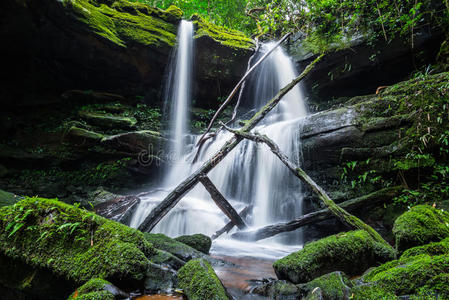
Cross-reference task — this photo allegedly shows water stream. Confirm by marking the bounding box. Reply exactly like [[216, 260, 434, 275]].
[[130, 23, 309, 291]]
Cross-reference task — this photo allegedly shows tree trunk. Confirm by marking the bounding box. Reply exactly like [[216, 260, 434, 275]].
[[137, 54, 324, 233], [212, 205, 253, 240], [231, 187, 401, 241], [199, 174, 247, 229]]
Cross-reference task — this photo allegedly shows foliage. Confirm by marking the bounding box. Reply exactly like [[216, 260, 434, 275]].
[[245, 0, 449, 51]]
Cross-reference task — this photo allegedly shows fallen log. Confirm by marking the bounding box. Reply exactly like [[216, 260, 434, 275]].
[[199, 174, 247, 229], [221, 126, 390, 246], [231, 187, 402, 241], [211, 205, 253, 240], [137, 54, 324, 233]]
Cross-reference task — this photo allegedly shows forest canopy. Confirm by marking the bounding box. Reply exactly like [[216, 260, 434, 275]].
[[138, 0, 448, 52]]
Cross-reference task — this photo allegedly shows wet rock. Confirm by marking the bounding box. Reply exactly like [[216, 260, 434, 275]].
[[67, 278, 128, 300], [177, 258, 229, 300], [144, 262, 178, 292], [298, 271, 352, 300], [144, 233, 205, 262], [251, 280, 300, 300], [393, 205, 449, 253], [79, 111, 137, 130], [175, 234, 212, 254], [150, 249, 186, 270], [273, 230, 395, 284], [93, 189, 141, 225]]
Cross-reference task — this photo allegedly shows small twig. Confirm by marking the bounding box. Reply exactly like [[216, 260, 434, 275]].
[[196, 33, 292, 147]]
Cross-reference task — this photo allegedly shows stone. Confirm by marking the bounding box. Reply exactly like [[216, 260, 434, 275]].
[[177, 258, 229, 300], [251, 280, 300, 300], [298, 271, 353, 300], [175, 234, 212, 254], [78, 111, 137, 130], [101, 130, 164, 155], [66, 126, 104, 146], [273, 230, 395, 284], [144, 233, 205, 262], [93, 189, 141, 225], [67, 278, 128, 300], [393, 205, 449, 253]]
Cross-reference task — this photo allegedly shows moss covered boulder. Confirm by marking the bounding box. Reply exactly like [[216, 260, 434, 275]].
[[400, 237, 449, 259], [298, 271, 353, 300], [144, 233, 205, 262], [0, 197, 156, 299], [350, 284, 397, 300], [177, 258, 229, 300], [67, 278, 127, 300], [251, 280, 300, 300], [393, 205, 449, 252], [175, 233, 212, 254], [273, 230, 395, 284], [361, 254, 449, 296]]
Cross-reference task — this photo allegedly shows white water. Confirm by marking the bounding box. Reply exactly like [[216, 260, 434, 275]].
[[131, 39, 308, 259]]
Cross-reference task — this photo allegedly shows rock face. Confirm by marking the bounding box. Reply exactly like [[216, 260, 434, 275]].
[[393, 205, 449, 253], [0, 0, 253, 110], [293, 29, 445, 111], [273, 230, 395, 284]]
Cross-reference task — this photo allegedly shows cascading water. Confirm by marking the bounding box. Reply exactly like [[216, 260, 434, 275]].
[[131, 37, 308, 258]]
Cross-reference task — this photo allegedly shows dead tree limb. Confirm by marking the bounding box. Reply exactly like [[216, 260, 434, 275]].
[[199, 174, 247, 229], [231, 187, 401, 241], [137, 54, 324, 233], [221, 126, 390, 245], [211, 205, 253, 240], [197, 33, 292, 146]]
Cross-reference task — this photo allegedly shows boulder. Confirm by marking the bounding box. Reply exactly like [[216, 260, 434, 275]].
[[0, 197, 156, 299], [174, 234, 212, 254], [350, 284, 396, 300], [101, 130, 165, 155], [93, 189, 141, 225], [361, 254, 449, 296], [251, 280, 300, 300], [144, 262, 178, 292], [400, 237, 449, 259], [177, 258, 229, 300], [67, 278, 128, 300], [144, 233, 205, 262], [66, 126, 104, 146], [273, 230, 395, 284], [150, 249, 186, 270], [392, 205, 449, 252], [297, 271, 352, 300]]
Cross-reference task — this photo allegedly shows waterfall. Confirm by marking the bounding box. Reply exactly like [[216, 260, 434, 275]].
[[130, 37, 308, 258]]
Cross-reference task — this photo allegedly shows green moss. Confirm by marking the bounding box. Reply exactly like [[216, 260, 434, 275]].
[[401, 237, 449, 259], [68, 278, 115, 300], [392, 205, 449, 252], [273, 230, 396, 284], [0, 197, 155, 288], [144, 233, 203, 262], [177, 258, 229, 300], [79, 110, 137, 129], [298, 271, 352, 300], [174, 234, 211, 254], [191, 14, 254, 50], [64, 0, 179, 48], [416, 273, 449, 299], [351, 284, 397, 300], [362, 254, 449, 296]]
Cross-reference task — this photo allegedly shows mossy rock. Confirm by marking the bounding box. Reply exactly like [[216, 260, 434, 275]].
[[174, 233, 212, 254], [177, 258, 229, 300], [0, 189, 21, 207], [415, 273, 449, 299], [79, 110, 137, 129], [67, 278, 126, 300], [298, 271, 353, 300], [144, 233, 204, 262], [251, 280, 300, 299], [273, 230, 396, 284], [0, 197, 156, 298], [400, 237, 449, 259], [66, 126, 104, 146], [191, 14, 254, 50], [149, 249, 185, 270], [63, 0, 179, 48], [362, 254, 449, 296], [350, 284, 397, 300], [392, 205, 449, 253]]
